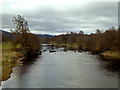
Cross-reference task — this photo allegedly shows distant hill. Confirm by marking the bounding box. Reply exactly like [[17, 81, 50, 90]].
[[0, 30, 14, 38], [0, 30, 15, 41], [0, 30, 10, 34], [37, 34, 54, 37], [0, 30, 54, 39]]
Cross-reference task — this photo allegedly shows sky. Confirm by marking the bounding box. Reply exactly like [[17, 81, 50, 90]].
[[0, 0, 119, 35]]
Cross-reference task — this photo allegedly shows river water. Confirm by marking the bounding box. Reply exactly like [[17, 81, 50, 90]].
[[1, 46, 119, 88]]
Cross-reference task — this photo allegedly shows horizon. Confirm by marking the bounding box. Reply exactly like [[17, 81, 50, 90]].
[[0, 27, 119, 36]]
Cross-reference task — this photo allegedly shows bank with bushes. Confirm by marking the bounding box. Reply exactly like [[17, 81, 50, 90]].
[[42, 27, 120, 61], [49, 42, 120, 60], [1, 15, 41, 81]]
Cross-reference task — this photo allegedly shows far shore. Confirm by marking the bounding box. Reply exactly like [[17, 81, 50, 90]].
[[49, 42, 120, 60]]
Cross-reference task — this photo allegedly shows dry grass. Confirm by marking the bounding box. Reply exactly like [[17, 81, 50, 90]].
[[1, 42, 24, 81], [101, 51, 120, 60]]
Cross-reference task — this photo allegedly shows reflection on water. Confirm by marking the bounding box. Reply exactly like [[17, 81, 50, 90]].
[[16, 56, 40, 77], [1, 45, 119, 88]]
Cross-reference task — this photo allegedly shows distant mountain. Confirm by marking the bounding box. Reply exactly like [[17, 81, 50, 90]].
[[37, 34, 54, 37], [0, 30, 54, 38], [0, 30, 14, 38], [0, 30, 10, 34]]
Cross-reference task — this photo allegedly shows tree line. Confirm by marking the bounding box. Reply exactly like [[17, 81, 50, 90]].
[[41, 27, 120, 53]]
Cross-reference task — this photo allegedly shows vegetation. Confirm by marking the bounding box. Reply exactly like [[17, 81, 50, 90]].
[[1, 15, 41, 81], [101, 51, 120, 60], [11, 15, 41, 57], [1, 42, 23, 81], [41, 27, 120, 60]]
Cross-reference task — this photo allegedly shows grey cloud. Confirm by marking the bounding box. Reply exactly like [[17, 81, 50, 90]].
[[1, 2, 118, 34], [1, 14, 14, 28]]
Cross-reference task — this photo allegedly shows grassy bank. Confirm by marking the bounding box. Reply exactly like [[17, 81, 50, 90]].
[[101, 51, 120, 60], [50, 42, 120, 60], [1, 42, 24, 81]]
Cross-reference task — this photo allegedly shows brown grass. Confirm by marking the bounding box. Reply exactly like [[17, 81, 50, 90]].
[[1, 42, 24, 81], [101, 51, 120, 60]]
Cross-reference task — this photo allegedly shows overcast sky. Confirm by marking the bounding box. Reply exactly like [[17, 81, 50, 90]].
[[0, 0, 118, 35]]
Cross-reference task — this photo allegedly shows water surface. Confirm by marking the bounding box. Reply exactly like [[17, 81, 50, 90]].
[[1, 47, 118, 88]]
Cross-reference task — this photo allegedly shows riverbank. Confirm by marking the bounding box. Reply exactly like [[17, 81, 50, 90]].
[[49, 42, 120, 60], [1, 42, 24, 81], [101, 51, 120, 60]]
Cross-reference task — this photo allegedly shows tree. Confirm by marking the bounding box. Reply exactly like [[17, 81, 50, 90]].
[[11, 15, 41, 57], [96, 29, 102, 34], [67, 32, 75, 49], [79, 30, 84, 35]]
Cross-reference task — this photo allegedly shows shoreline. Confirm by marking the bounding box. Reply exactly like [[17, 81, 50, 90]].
[[50, 43, 120, 60], [1, 42, 41, 81], [100, 51, 120, 60], [1, 42, 25, 81], [2, 53, 24, 81]]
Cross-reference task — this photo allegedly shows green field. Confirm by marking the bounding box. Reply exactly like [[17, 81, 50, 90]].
[[2, 42, 13, 49]]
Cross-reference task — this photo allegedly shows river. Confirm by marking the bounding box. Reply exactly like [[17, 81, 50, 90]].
[[1, 45, 119, 88]]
